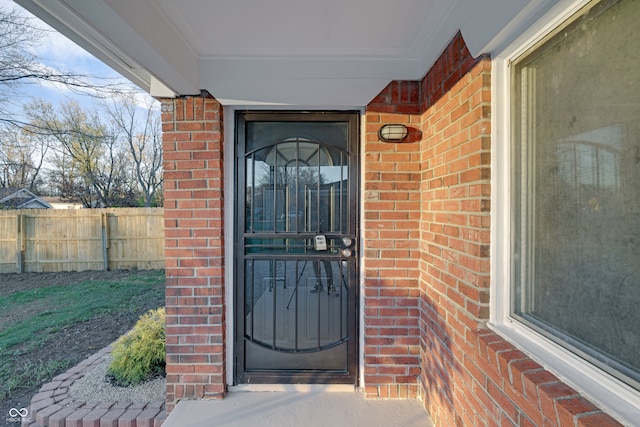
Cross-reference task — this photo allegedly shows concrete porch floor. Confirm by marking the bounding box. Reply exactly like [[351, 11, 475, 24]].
[[163, 390, 432, 427]]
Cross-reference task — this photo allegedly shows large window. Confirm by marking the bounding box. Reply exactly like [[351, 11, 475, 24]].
[[511, 0, 640, 392]]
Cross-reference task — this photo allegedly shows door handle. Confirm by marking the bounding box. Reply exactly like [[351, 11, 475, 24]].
[[341, 248, 353, 257], [340, 236, 356, 257]]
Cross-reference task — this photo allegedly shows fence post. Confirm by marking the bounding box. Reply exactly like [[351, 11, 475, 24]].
[[16, 213, 25, 273], [101, 211, 110, 271]]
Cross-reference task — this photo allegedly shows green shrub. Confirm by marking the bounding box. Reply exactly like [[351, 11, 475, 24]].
[[107, 307, 165, 386]]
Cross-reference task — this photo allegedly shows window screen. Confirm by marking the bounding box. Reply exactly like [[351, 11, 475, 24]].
[[511, 0, 640, 389]]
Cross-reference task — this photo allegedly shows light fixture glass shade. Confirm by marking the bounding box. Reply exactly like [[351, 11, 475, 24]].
[[378, 124, 408, 141]]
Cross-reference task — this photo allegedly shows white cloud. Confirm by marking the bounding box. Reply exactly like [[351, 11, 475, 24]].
[[35, 28, 95, 66], [133, 91, 161, 111]]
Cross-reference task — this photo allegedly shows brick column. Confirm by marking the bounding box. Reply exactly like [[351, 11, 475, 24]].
[[363, 81, 423, 399], [417, 38, 491, 424], [160, 94, 225, 411]]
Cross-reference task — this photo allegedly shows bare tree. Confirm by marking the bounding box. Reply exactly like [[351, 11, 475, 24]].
[[0, 6, 42, 95], [102, 93, 163, 207], [0, 5, 163, 204], [28, 100, 135, 207], [0, 123, 50, 191], [0, 5, 128, 130]]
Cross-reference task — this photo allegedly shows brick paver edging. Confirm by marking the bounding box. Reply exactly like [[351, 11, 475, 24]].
[[20, 346, 166, 427]]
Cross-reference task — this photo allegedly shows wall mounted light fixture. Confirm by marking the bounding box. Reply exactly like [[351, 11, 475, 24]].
[[378, 124, 408, 142]]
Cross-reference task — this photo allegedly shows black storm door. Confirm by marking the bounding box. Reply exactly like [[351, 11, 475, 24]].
[[235, 112, 359, 384]]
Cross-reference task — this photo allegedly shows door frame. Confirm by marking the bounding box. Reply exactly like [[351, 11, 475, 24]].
[[232, 111, 361, 386]]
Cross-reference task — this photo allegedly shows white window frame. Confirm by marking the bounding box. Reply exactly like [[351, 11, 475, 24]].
[[490, 0, 640, 424]]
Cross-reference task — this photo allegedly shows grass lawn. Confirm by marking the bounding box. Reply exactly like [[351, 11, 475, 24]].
[[0, 270, 165, 409]]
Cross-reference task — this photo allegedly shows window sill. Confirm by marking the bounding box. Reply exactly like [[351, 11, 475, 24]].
[[488, 320, 640, 426]]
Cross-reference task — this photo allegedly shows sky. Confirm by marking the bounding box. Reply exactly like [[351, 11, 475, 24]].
[[0, 0, 157, 113]]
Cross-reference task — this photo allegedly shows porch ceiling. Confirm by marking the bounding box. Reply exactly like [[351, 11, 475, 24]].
[[15, 0, 555, 106]]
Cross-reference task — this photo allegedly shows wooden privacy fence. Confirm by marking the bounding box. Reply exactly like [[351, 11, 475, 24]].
[[0, 208, 164, 273]]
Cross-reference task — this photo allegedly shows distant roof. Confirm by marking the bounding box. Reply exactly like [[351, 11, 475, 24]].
[[0, 188, 53, 209], [41, 196, 83, 208]]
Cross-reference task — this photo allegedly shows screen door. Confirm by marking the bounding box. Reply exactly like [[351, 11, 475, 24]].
[[235, 112, 359, 384]]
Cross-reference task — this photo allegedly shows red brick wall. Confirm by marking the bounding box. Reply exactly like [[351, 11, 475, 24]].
[[157, 35, 623, 426], [365, 32, 623, 426], [417, 35, 491, 425], [161, 94, 226, 411], [361, 32, 484, 402], [363, 81, 423, 399]]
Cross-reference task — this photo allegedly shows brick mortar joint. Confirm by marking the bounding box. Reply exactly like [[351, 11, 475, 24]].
[[424, 243, 492, 260], [573, 409, 607, 421]]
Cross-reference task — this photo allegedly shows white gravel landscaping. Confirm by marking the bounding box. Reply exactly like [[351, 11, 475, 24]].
[[68, 354, 165, 403]]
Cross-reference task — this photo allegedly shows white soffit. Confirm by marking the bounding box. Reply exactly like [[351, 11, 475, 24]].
[[15, 0, 556, 106]]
